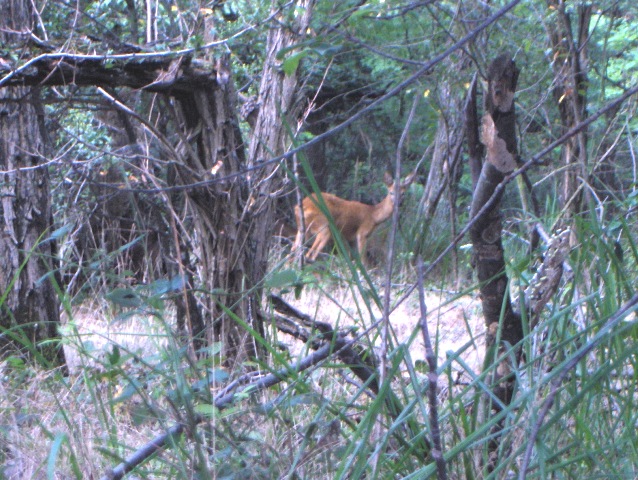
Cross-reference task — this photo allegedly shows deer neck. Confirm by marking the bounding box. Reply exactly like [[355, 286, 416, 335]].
[[371, 194, 395, 226]]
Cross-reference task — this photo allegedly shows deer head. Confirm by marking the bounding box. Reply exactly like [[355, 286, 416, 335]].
[[293, 171, 416, 265]]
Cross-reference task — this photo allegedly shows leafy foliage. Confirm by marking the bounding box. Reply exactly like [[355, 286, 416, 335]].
[[2, 0, 638, 478]]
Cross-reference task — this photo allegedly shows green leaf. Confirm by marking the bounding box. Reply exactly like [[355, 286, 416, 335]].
[[113, 379, 142, 403], [265, 269, 299, 289], [281, 51, 307, 76], [107, 345, 121, 366], [43, 224, 72, 243], [312, 43, 342, 57], [105, 288, 142, 308], [47, 433, 67, 480], [130, 403, 156, 426], [194, 403, 219, 418]]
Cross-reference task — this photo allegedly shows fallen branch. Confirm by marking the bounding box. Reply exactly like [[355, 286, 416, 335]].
[[270, 294, 431, 456], [100, 341, 338, 480], [270, 294, 380, 393]]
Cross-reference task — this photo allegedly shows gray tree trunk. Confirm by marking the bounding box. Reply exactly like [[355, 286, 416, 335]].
[[246, 0, 314, 286], [546, 1, 591, 215], [0, 0, 65, 365]]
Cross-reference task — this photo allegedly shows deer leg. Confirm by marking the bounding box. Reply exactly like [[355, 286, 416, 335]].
[[293, 229, 303, 255], [292, 206, 302, 252], [356, 233, 368, 267], [307, 229, 331, 261]]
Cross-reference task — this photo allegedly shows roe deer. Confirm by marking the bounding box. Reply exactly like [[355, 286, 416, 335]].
[[293, 171, 416, 264]]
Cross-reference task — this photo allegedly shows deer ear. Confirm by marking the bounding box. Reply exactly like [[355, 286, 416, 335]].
[[383, 171, 393, 186]]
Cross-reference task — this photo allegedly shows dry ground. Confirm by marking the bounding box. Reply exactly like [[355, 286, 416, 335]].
[[60, 284, 485, 379], [1, 281, 485, 479], [281, 284, 485, 384]]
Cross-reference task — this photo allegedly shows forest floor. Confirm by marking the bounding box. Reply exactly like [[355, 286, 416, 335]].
[[1, 280, 485, 479], [62, 282, 485, 381], [280, 282, 485, 383]]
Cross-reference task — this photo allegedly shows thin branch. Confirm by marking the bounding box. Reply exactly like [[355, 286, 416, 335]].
[[100, 340, 337, 480], [371, 88, 421, 477], [417, 256, 447, 480], [96, 87, 182, 163], [0, 3, 296, 88], [56, 0, 523, 197]]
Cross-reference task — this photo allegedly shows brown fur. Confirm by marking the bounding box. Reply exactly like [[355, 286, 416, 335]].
[[293, 172, 415, 264]]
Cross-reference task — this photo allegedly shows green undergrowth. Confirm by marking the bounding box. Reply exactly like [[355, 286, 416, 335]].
[[1, 209, 638, 479]]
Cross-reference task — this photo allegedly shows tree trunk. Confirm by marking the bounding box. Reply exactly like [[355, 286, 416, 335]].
[[417, 82, 464, 279], [246, 0, 314, 287], [168, 71, 257, 362], [0, 0, 65, 365], [546, 2, 591, 215], [467, 54, 522, 471]]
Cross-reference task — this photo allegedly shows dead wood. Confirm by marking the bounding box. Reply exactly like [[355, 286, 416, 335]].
[[467, 53, 522, 471], [0, 53, 219, 95], [100, 340, 339, 480], [270, 294, 431, 456]]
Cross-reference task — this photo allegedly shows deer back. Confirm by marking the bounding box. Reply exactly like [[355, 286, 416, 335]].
[[295, 171, 416, 260], [302, 194, 369, 241]]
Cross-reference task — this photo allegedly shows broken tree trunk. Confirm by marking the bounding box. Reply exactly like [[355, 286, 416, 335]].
[[467, 53, 522, 469]]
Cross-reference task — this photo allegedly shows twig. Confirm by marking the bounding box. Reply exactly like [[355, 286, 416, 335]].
[[56, 0, 523, 198], [417, 256, 447, 480], [96, 88, 182, 164], [0, 2, 296, 88]]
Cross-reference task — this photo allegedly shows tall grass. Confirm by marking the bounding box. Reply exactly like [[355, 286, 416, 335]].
[[2, 199, 638, 479]]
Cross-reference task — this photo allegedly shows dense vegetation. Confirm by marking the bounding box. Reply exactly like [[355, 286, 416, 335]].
[[1, 0, 638, 478]]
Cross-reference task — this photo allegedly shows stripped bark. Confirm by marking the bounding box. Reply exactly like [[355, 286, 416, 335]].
[[471, 53, 522, 400], [467, 53, 522, 469]]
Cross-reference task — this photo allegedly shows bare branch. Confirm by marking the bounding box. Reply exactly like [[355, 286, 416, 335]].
[[100, 340, 338, 480], [417, 256, 447, 480]]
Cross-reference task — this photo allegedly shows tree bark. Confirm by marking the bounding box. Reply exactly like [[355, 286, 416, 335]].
[[0, 0, 65, 365], [546, 2, 591, 215], [467, 53, 522, 470], [0, 38, 273, 364], [0, 0, 315, 365], [245, 0, 313, 303], [166, 68, 256, 361], [417, 67, 465, 283]]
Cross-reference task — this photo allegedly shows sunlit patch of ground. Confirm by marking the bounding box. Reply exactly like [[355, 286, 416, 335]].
[[280, 284, 485, 383], [60, 303, 173, 374]]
